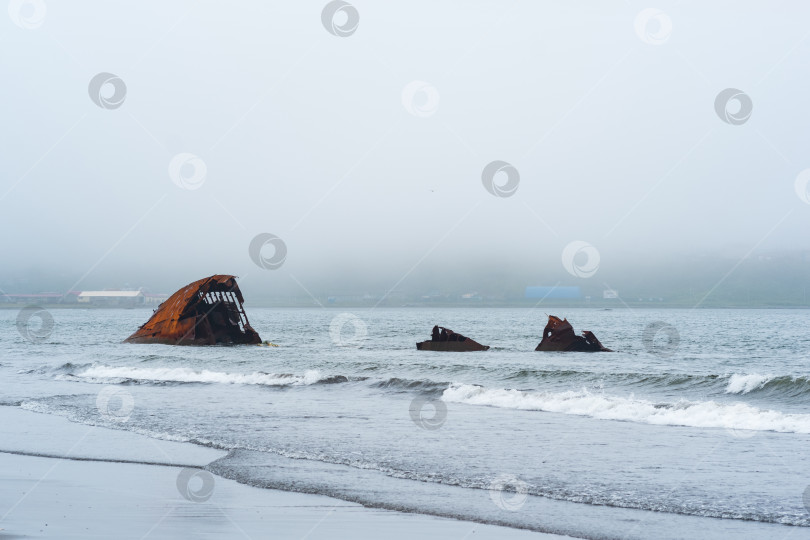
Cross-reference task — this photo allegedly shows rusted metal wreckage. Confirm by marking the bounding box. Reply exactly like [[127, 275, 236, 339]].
[[124, 275, 261, 346], [124, 278, 608, 352], [416, 325, 490, 351], [535, 315, 611, 352]]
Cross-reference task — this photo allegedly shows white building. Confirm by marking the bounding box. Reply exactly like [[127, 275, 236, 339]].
[[143, 292, 170, 306], [77, 291, 144, 306]]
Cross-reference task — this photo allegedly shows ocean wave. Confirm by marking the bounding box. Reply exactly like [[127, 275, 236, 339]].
[[58, 365, 338, 387], [725, 373, 775, 394], [370, 377, 450, 394], [18, 362, 95, 376], [495, 369, 810, 400], [32, 361, 810, 400], [502, 369, 721, 392], [0, 400, 23, 407], [442, 383, 810, 434], [724, 373, 810, 399]]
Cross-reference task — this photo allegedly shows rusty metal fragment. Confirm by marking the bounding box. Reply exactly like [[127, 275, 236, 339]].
[[124, 275, 261, 346], [417, 325, 490, 351], [535, 315, 611, 352]]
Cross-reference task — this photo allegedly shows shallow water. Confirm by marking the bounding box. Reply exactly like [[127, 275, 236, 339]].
[[2, 307, 810, 539]]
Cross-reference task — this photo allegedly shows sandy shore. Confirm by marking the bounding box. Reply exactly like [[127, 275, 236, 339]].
[[0, 408, 566, 539]]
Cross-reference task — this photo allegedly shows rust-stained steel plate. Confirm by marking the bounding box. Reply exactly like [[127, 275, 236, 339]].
[[416, 326, 490, 351], [124, 275, 261, 346], [535, 315, 611, 352]]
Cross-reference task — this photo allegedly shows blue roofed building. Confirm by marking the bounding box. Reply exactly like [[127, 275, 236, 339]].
[[524, 286, 581, 300]]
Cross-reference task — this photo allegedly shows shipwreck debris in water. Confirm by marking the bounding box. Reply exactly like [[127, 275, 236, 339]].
[[535, 315, 611, 352], [124, 275, 261, 346], [416, 325, 490, 351]]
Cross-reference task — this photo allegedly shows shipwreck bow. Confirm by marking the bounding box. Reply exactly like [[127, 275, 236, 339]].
[[124, 275, 261, 346]]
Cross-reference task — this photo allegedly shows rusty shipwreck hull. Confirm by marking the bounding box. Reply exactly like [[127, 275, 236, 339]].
[[417, 326, 490, 352], [535, 315, 611, 352], [124, 275, 261, 346]]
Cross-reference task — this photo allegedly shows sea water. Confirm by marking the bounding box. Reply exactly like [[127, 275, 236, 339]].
[[2, 307, 810, 539]]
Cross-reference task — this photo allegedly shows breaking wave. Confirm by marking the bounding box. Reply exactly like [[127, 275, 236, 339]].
[[496, 369, 810, 401], [441, 383, 810, 434], [723, 373, 810, 399], [58, 364, 340, 387], [725, 373, 775, 394], [30, 361, 810, 400]]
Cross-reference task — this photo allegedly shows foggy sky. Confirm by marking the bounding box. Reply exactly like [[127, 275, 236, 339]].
[[2, 1, 809, 300]]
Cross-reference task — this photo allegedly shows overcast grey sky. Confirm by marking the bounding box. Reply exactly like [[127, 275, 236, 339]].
[[1, 1, 809, 297]]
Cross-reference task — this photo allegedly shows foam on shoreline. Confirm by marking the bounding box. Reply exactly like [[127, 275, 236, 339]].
[[442, 383, 810, 434]]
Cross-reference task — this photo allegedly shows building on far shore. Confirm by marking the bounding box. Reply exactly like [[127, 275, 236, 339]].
[[143, 292, 170, 305], [0, 293, 64, 304], [1, 289, 168, 306], [524, 286, 581, 300], [77, 290, 144, 307]]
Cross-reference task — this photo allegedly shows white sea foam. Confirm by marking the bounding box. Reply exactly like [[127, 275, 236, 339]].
[[442, 383, 810, 434], [725, 373, 774, 394], [63, 365, 324, 387]]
